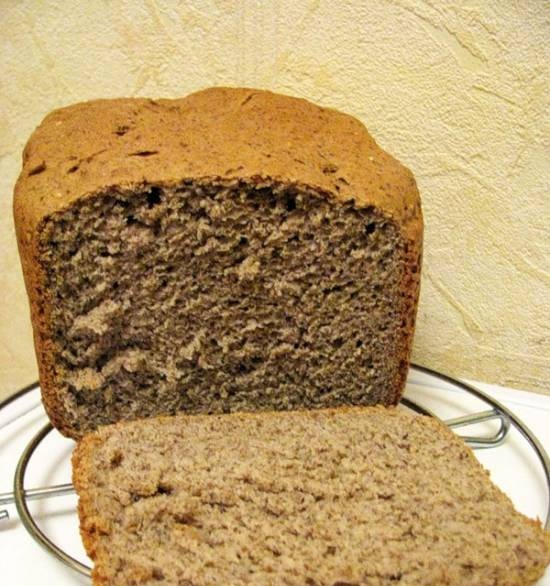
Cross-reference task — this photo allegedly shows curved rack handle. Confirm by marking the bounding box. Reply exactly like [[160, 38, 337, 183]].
[[444, 408, 511, 449], [13, 423, 93, 577], [413, 363, 550, 531]]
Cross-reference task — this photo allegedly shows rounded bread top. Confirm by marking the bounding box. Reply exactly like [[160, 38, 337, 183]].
[[14, 87, 421, 244]]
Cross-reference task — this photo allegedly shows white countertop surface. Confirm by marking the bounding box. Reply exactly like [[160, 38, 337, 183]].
[[1, 369, 549, 585]]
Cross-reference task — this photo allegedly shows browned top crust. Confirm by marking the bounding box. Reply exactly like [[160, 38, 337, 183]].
[[14, 87, 421, 249]]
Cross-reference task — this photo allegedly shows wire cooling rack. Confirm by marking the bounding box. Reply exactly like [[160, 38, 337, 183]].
[[1, 363, 549, 579]]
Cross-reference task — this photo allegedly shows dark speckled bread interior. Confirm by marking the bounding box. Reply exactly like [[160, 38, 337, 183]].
[[14, 88, 422, 438]]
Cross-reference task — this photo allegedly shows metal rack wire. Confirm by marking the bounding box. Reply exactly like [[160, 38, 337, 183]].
[[1, 363, 549, 579]]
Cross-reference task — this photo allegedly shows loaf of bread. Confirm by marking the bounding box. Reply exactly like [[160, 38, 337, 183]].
[[14, 88, 422, 438], [73, 407, 550, 585]]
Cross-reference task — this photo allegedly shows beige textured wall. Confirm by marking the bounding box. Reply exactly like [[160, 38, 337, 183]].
[[1, 1, 548, 399]]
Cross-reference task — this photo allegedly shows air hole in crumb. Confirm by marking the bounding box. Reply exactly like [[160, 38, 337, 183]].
[[115, 125, 129, 136], [285, 194, 297, 211], [126, 215, 137, 225], [174, 512, 200, 525], [239, 236, 249, 246], [110, 451, 124, 468], [73, 391, 86, 406], [365, 222, 376, 235], [152, 568, 165, 581], [236, 362, 251, 374], [113, 281, 119, 290], [322, 163, 338, 174], [157, 483, 173, 496], [129, 150, 159, 157], [334, 337, 344, 348], [147, 187, 162, 208], [96, 352, 111, 370], [355, 340, 363, 348], [240, 93, 254, 107], [194, 206, 208, 219], [67, 164, 79, 174], [28, 162, 46, 176]]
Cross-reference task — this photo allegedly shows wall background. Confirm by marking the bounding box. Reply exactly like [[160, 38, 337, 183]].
[[1, 0, 548, 399]]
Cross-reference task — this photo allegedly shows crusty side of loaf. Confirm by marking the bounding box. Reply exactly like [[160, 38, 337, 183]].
[[14, 88, 422, 438], [72, 407, 550, 586]]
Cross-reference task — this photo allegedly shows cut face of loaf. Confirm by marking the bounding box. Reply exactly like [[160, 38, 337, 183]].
[[40, 183, 416, 436], [73, 407, 550, 586], [14, 88, 422, 438]]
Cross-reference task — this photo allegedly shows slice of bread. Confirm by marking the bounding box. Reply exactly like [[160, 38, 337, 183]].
[[73, 407, 550, 585], [14, 88, 422, 439]]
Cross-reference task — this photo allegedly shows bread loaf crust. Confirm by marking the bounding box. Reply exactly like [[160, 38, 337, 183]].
[[14, 88, 422, 436]]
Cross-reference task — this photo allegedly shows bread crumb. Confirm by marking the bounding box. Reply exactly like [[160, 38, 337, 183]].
[[237, 256, 260, 280]]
